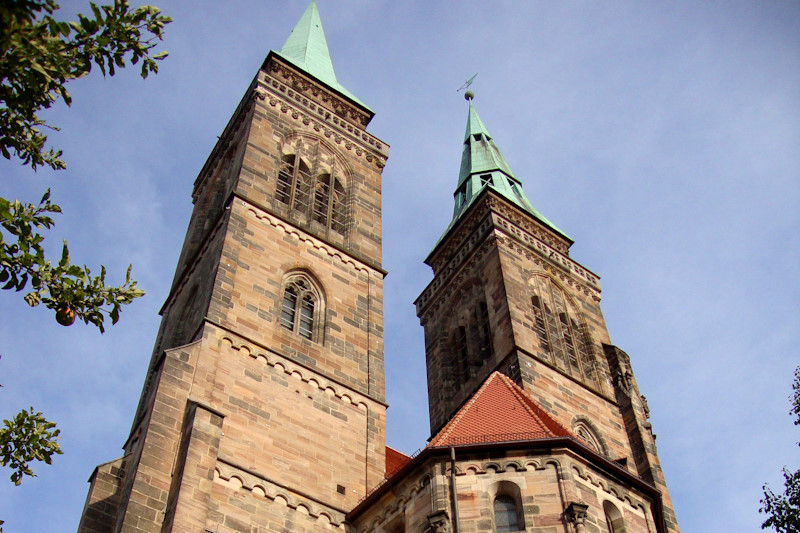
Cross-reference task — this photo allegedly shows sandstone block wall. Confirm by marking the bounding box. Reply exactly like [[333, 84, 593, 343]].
[[351, 448, 660, 533]]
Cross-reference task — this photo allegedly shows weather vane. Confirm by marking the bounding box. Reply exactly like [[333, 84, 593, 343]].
[[457, 73, 478, 93]]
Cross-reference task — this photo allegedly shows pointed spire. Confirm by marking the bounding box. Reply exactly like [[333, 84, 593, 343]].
[[433, 93, 570, 251], [271, 1, 371, 112], [457, 98, 517, 189]]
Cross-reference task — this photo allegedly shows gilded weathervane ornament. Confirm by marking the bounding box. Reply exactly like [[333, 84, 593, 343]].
[[457, 72, 478, 97]]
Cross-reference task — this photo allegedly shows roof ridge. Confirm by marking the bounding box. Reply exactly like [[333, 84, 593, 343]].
[[498, 373, 572, 437], [430, 372, 500, 446], [385, 445, 410, 457]]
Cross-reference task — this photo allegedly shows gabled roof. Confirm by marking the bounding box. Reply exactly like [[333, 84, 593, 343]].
[[385, 446, 412, 479], [428, 371, 572, 447], [350, 372, 663, 525], [270, 0, 372, 112]]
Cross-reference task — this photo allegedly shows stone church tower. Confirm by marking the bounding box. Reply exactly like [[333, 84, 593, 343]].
[[79, 2, 388, 531], [78, 2, 680, 533]]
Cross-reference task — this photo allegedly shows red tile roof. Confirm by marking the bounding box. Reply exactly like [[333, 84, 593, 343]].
[[384, 446, 412, 478], [428, 371, 572, 447]]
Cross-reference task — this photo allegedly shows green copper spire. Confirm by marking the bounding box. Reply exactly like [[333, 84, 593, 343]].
[[272, 0, 371, 112], [442, 93, 570, 245], [457, 98, 516, 188]]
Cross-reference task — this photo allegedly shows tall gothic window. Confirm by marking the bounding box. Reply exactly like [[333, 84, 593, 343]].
[[280, 274, 322, 341], [276, 153, 313, 213], [312, 173, 346, 233], [530, 276, 597, 387], [275, 139, 349, 236], [449, 285, 493, 385]]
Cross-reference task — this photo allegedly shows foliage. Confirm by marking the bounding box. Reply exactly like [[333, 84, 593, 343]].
[[0, 3, 169, 528], [0, 407, 62, 486], [761, 367, 800, 532], [0, 0, 170, 323], [1, 0, 171, 170], [0, 190, 144, 331]]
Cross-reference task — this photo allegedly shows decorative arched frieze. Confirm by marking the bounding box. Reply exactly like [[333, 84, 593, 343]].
[[504, 461, 524, 472], [220, 334, 370, 410], [243, 203, 373, 273], [571, 463, 643, 509], [214, 459, 346, 526], [523, 459, 545, 471]]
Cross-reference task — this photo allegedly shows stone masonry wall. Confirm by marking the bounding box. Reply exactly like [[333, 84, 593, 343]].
[[351, 448, 660, 533], [238, 69, 386, 270], [208, 196, 385, 402]]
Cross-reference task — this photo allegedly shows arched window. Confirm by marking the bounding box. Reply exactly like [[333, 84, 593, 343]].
[[489, 481, 525, 533], [312, 173, 346, 233], [280, 274, 322, 341], [603, 501, 625, 533], [494, 496, 520, 532], [276, 153, 313, 212], [448, 283, 493, 385], [529, 276, 598, 387], [275, 138, 349, 237], [573, 420, 605, 455]]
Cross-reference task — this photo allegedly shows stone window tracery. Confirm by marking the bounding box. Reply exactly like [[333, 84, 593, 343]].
[[280, 273, 323, 342], [530, 275, 598, 387], [574, 422, 603, 454], [275, 137, 349, 236], [448, 283, 493, 385], [312, 173, 346, 233]]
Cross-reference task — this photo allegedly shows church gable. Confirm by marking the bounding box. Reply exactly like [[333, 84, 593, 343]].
[[429, 371, 571, 447]]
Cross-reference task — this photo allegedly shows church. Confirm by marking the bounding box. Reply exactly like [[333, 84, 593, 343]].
[[77, 2, 680, 532]]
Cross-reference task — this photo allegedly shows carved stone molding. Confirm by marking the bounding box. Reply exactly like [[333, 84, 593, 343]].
[[486, 196, 571, 255], [427, 510, 450, 533], [428, 201, 492, 272], [214, 458, 346, 528], [563, 501, 589, 526], [416, 226, 497, 319], [268, 61, 372, 127], [241, 198, 374, 273], [257, 81, 387, 170]]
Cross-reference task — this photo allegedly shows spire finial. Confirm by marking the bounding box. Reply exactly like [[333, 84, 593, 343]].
[[457, 73, 478, 94], [464, 90, 474, 101]]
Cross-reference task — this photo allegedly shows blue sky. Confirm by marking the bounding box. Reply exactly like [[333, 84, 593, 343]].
[[1, 1, 798, 531]]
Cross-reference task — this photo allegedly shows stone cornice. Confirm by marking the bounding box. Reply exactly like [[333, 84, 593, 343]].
[[495, 233, 601, 302], [415, 207, 495, 320], [416, 193, 602, 320], [486, 196, 572, 255], [258, 69, 389, 170], [266, 55, 373, 127], [426, 190, 571, 272]]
